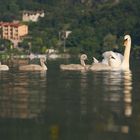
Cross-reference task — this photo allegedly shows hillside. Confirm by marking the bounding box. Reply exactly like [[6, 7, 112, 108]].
[[0, 0, 140, 57]]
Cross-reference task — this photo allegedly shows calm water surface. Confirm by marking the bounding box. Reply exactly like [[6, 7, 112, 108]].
[[0, 58, 140, 140]]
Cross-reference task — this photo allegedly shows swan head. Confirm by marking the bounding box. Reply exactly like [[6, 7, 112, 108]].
[[40, 56, 46, 63], [80, 54, 87, 60], [40, 57, 47, 70], [124, 35, 131, 47]]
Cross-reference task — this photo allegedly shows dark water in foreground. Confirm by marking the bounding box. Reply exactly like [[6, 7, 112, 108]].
[[0, 58, 140, 140]]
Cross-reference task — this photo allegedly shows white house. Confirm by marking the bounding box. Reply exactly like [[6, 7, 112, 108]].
[[22, 10, 45, 22]]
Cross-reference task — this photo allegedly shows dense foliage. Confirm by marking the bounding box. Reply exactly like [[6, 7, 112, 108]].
[[0, 0, 140, 57]]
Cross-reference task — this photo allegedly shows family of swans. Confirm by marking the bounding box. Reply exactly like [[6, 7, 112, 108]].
[[60, 34, 131, 71], [0, 34, 131, 71]]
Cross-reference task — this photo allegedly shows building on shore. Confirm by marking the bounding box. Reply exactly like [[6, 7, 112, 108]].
[[0, 21, 28, 47], [22, 10, 45, 22]]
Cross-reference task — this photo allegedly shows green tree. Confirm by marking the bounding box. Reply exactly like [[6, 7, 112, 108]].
[[102, 33, 117, 52]]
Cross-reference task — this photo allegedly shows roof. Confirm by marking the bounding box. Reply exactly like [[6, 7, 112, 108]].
[[0, 22, 24, 27]]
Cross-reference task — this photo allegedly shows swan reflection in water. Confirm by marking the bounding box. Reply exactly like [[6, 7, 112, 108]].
[[103, 70, 132, 133], [0, 71, 47, 119], [103, 71, 132, 116], [78, 70, 133, 135]]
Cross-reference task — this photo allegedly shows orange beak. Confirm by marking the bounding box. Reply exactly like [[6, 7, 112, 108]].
[[123, 39, 127, 46]]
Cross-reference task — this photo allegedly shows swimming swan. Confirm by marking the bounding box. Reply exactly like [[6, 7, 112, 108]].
[[60, 54, 89, 71], [0, 62, 9, 71], [89, 34, 131, 71], [19, 57, 47, 71]]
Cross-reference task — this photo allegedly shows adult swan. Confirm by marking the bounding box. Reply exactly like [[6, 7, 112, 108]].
[[89, 34, 131, 71]]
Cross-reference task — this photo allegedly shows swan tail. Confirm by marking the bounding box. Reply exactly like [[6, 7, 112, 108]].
[[93, 57, 99, 63]]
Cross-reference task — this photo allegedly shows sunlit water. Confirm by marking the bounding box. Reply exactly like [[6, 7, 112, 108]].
[[0, 58, 140, 140]]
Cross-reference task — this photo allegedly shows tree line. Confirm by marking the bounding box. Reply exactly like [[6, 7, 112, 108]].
[[0, 0, 140, 58]]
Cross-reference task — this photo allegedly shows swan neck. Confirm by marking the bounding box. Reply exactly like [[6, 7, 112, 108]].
[[41, 61, 47, 70], [122, 41, 131, 70], [81, 59, 86, 67]]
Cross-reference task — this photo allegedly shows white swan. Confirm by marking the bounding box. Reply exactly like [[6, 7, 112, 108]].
[[89, 34, 131, 71], [0, 62, 9, 71], [60, 54, 89, 71], [19, 57, 47, 71]]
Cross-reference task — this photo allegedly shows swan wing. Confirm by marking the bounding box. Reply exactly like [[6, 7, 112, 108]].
[[102, 51, 112, 64], [102, 51, 123, 65], [115, 52, 123, 62]]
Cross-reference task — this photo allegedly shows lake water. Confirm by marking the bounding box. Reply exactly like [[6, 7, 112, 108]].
[[0, 58, 140, 140]]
